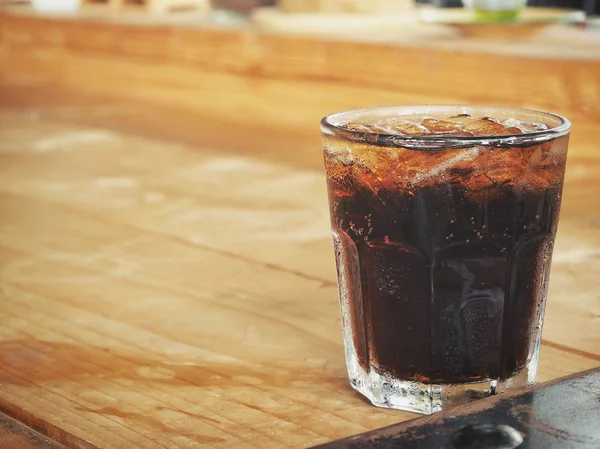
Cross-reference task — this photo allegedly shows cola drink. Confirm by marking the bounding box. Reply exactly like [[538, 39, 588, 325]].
[[322, 107, 570, 414]]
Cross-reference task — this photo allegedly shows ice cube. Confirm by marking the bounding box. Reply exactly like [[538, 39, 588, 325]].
[[344, 120, 431, 136], [394, 149, 431, 186], [389, 120, 431, 136], [516, 120, 548, 133], [502, 118, 548, 134], [447, 114, 473, 125], [368, 124, 398, 134], [325, 144, 355, 167], [447, 129, 476, 137], [521, 144, 556, 188], [464, 117, 506, 136], [501, 118, 522, 128], [475, 148, 524, 186], [345, 122, 374, 132], [520, 171, 551, 191], [524, 145, 544, 167], [408, 147, 482, 186], [496, 126, 524, 136], [421, 118, 462, 133], [462, 174, 495, 197]]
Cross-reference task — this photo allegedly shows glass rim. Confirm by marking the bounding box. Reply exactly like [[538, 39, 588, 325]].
[[320, 105, 571, 150]]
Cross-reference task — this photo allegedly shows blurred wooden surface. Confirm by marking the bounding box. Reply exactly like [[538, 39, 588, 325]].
[[0, 9, 599, 449]]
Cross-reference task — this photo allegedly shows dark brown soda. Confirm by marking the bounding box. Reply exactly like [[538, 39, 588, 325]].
[[326, 143, 564, 384]]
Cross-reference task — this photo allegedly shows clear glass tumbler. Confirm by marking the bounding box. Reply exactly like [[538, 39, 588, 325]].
[[321, 106, 570, 414]]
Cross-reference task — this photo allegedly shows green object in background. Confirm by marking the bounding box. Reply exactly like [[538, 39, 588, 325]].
[[462, 0, 527, 22], [474, 7, 520, 21]]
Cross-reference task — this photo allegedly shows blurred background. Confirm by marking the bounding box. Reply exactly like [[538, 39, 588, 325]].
[[2, 0, 597, 155], [1, 0, 600, 446], [2, 0, 599, 136], [1, 0, 598, 282]]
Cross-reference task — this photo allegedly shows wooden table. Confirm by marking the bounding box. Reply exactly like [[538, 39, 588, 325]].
[[0, 10, 599, 449]]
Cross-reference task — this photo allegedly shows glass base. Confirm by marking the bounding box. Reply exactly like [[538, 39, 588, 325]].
[[346, 353, 536, 415]]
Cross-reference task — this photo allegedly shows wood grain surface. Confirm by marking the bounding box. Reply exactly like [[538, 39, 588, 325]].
[[0, 10, 599, 449]]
